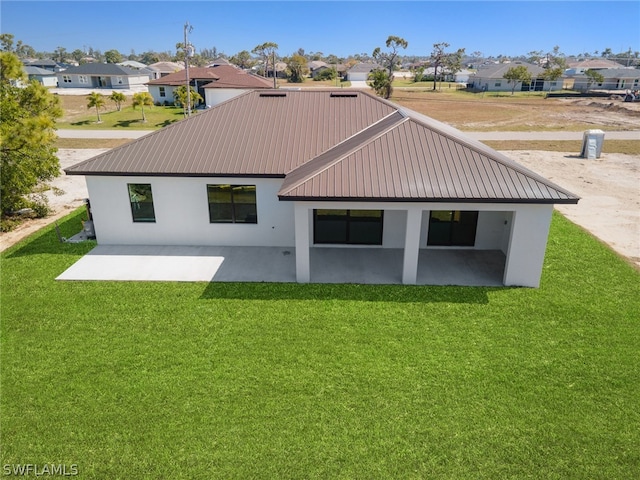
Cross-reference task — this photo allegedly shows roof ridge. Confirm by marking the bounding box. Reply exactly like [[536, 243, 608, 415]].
[[278, 111, 406, 197], [398, 107, 579, 200]]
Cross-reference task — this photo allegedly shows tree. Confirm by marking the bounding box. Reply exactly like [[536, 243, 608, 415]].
[[54, 46, 66, 63], [105, 49, 123, 64], [86, 92, 106, 123], [229, 50, 254, 70], [536, 46, 567, 93], [428, 42, 465, 90], [372, 35, 408, 79], [172, 86, 202, 117], [0, 33, 15, 52], [369, 68, 393, 99], [442, 47, 466, 85], [1, 52, 62, 219], [371, 35, 408, 99], [503, 65, 532, 95], [71, 49, 85, 63], [286, 54, 309, 83], [109, 91, 127, 111], [584, 69, 604, 92], [132, 92, 154, 122], [252, 42, 278, 78]]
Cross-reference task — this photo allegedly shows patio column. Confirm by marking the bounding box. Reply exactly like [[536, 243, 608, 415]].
[[504, 205, 553, 287], [294, 203, 311, 283], [402, 207, 422, 285]]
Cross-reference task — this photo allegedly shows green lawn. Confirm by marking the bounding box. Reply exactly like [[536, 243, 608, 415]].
[[58, 104, 189, 130], [1, 209, 638, 479]]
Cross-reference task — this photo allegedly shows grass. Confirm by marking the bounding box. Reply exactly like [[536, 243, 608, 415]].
[[57, 104, 187, 130], [482, 139, 640, 155], [1, 208, 639, 478]]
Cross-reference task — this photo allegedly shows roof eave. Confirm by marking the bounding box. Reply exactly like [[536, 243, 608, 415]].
[[277, 195, 580, 204]]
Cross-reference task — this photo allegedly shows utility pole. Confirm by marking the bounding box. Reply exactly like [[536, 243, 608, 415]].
[[272, 50, 277, 89], [184, 21, 194, 117]]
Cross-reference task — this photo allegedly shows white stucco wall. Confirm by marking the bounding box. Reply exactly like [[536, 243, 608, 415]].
[[503, 204, 554, 287], [204, 89, 247, 107], [86, 176, 295, 247]]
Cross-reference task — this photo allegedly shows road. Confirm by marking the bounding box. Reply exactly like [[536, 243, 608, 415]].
[[57, 129, 640, 141]]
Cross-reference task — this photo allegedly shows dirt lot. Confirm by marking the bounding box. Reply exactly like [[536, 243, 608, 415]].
[[393, 92, 640, 131], [2, 95, 639, 270]]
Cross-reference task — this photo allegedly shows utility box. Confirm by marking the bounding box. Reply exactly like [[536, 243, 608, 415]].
[[580, 129, 605, 159]]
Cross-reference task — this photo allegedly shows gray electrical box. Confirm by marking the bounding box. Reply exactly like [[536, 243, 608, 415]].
[[580, 129, 605, 159]]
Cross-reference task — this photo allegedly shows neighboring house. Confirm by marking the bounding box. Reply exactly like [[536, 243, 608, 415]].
[[23, 58, 62, 72], [65, 90, 578, 287], [146, 65, 272, 106], [24, 66, 58, 87], [55, 63, 150, 89], [469, 62, 563, 92], [118, 60, 148, 69], [206, 57, 232, 67], [572, 68, 640, 92], [147, 61, 185, 80], [347, 62, 383, 82], [565, 58, 628, 75], [311, 64, 347, 79]]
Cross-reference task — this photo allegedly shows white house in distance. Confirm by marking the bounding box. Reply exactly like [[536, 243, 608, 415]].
[[65, 90, 579, 287], [469, 62, 564, 92], [55, 63, 150, 89], [146, 65, 272, 106], [347, 62, 383, 82]]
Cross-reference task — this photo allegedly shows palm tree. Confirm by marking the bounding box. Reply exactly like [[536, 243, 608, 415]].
[[109, 91, 126, 112], [132, 92, 153, 122], [86, 92, 105, 123]]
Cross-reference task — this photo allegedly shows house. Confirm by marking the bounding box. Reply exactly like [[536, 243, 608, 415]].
[[347, 62, 383, 82], [147, 61, 184, 80], [65, 90, 578, 287], [24, 66, 58, 87], [311, 64, 348, 80], [55, 63, 150, 89], [23, 58, 62, 72], [146, 65, 272, 107], [565, 58, 628, 75], [469, 62, 563, 92], [572, 68, 640, 92]]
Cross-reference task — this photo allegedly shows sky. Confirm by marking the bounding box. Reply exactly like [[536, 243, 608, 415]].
[[2, 1, 639, 59]]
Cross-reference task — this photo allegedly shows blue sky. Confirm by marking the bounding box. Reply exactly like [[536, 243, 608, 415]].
[[2, 1, 639, 58]]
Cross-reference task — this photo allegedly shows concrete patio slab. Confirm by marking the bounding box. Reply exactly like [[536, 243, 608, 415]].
[[57, 245, 506, 286]]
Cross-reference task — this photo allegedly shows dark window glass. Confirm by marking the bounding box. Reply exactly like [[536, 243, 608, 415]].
[[128, 183, 156, 223], [427, 210, 478, 246], [208, 184, 257, 224], [314, 209, 383, 245]]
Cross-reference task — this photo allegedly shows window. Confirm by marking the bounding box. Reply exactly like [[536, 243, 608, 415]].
[[494, 82, 501, 87], [314, 209, 383, 245], [159, 86, 166, 97], [62, 75, 71, 83], [427, 211, 478, 246], [128, 184, 156, 223], [116, 76, 123, 85], [78, 75, 88, 84], [207, 184, 257, 223]]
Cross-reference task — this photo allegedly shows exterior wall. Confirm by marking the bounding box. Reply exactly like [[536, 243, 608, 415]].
[[573, 76, 640, 91], [470, 76, 563, 92], [86, 176, 295, 247], [204, 89, 247, 107], [148, 85, 178, 105], [56, 73, 149, 89], [503, 204, 553, 287]]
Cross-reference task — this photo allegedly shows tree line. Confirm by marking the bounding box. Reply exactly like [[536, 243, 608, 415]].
[[2, 32, 638, 73]]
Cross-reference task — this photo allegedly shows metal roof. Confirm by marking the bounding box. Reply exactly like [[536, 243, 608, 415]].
[[66, 89, 579, 205]]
